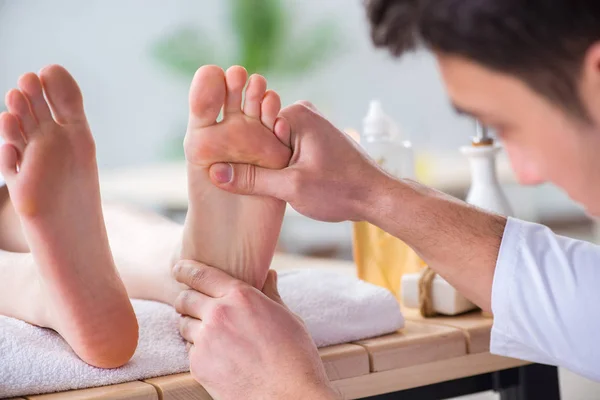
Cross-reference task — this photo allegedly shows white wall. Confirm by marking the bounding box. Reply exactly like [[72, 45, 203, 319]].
[[0, 0, 588, 220], [0, 0, 474, 170]]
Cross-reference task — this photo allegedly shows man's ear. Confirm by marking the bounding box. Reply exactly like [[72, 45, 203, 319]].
[[579, 41, 600, 124]]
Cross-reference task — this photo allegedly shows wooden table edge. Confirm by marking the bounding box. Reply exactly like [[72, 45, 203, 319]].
[[403, 309, 494, 354], [14, 354, 530, 400], [331, 352, 530, 399], [22, 380, 158, 400]]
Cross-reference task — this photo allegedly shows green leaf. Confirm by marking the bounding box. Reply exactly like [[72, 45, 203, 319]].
[[228, 0, 287, 75]]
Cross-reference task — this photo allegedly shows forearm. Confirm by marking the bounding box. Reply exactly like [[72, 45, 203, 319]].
[[363, 176, 506, 311]]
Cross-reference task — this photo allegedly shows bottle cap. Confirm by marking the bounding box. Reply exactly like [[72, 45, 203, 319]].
[[472, 120, 494, 146], [363, 100, 399, 140]]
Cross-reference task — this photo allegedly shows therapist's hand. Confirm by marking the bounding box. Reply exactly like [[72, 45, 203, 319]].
[[208, 101, 392, 222], [173, 260, 339, 400], [208, 101, 506, 314]]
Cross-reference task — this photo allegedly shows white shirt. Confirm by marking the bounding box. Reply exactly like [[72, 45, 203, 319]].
[[491, 217, 600, 381]]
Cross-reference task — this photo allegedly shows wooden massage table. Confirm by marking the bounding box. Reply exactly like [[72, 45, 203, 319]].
[[7, 255, 561, 400]]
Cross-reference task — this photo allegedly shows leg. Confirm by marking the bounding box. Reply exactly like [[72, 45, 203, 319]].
[[0, 186, 185, 305], [0, 250, 45, 323], [0, 189, 185, 305], [181, 66, 291, 288], [102, 202, 185, 305], [0, 66, 138, 368]]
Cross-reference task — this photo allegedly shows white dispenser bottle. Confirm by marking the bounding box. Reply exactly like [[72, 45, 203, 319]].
[[361, 100, 414, 179], [460, 122, 514, 216]]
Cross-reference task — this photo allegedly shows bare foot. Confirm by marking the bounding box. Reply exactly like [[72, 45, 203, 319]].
[[0, 66, 138, 368], [181, 65, 291, 288]]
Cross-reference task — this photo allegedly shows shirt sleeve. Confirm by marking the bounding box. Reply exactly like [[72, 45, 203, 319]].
[[490, 217, 600, 381]]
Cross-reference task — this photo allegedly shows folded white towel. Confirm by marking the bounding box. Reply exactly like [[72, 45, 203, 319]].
[[278, 269, 404, 347], [0, 269, 403, 397]]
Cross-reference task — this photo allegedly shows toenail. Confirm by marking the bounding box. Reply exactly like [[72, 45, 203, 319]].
[[210, 163, 233, 184]]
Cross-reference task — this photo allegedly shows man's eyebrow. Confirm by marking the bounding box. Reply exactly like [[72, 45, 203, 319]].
[[451, 103, 477, 118], [451, 103, 496, 124]]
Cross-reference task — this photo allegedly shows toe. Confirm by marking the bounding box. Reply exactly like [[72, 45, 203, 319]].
[[188, 65, 226, 128], [0, 112, 26, 155], [260, 90, 281, 131], [18, 73, 54, 125], [0, 143, 19, 179], [243, 74, 267, 119], [224, 66, 248, 115], [5, 89, 38, 136], [273, 117, 292, 148], [39, 65, 86, 125]]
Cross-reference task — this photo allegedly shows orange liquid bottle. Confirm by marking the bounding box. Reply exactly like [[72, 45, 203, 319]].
[[353, 222, 424, 298], [352, 101, 423, 298]]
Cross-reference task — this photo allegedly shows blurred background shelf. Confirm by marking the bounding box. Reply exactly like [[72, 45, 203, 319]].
[[99, 152, 596, 260]]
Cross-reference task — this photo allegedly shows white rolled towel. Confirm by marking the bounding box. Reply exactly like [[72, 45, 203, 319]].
[[0, 268, 403, 398]]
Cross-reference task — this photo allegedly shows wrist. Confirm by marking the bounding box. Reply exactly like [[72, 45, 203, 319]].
[[361, 173, 422, 231], [350, 167, 393, 222]]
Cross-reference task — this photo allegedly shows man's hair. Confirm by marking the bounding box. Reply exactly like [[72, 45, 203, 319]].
[[365, 0, 600, 120]]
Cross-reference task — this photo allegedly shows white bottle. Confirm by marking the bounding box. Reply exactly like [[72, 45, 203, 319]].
[[361, 100, 414, 179], [460, 122, 514, 216]]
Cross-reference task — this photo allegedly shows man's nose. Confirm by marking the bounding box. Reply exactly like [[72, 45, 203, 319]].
[[507, 149, 546, 186], [515, 167, 545, 186]]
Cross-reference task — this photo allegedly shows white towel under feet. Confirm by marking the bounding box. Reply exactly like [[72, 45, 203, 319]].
[[0, 268, 403, 397]]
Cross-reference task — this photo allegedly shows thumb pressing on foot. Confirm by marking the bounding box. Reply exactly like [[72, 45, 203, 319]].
[[262, 270, 285, 306], [209, 162, 285, 199]]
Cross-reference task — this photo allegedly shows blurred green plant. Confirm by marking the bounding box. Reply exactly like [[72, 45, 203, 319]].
[[153, 0, 341, 79], [151, 0, 342, 159]]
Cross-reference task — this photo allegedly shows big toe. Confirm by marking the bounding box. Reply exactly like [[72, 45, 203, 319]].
[[188, 65, 226, 128], [39, 65, 86, 125]]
